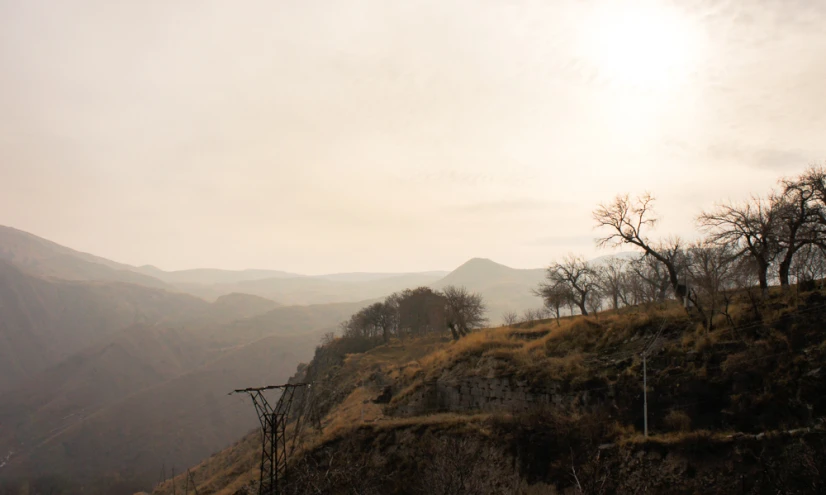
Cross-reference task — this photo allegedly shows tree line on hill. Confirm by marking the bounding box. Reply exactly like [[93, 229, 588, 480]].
[[337, 285, 488, 344], [535, 165, 826, 331]]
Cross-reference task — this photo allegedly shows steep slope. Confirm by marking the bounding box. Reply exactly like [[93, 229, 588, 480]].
[[0, 260, 209, 393], [431, 258, 546, 319], [0, 296, 370, 493], [0, 328, 329, 492], [0, 225, 170, 289]]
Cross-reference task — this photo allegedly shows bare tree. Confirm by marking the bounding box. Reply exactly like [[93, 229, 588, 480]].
[[773, 175, 823, 287], [685, 240, 739, 331], [800, 165, 826, 223], [626, 240, 685, 304], [698, 195, 781, 298], [585, 289, 604, 319], [520, 308, 537, 324], [595, 256, 630, 311], [617, 267, 644, 307], [534, 282, 567, 326], [443, 285, 488, 340], [501, 311, 519, 326], [791, 244, 826, 289], [593, 193, 688, 301], [540, 254, 599, 316]]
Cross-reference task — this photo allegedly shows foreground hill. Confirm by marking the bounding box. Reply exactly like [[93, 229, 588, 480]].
[[161, 287, 826, 494]]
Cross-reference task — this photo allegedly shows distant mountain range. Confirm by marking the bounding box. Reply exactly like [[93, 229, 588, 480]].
[[0, 225, 451, 305]]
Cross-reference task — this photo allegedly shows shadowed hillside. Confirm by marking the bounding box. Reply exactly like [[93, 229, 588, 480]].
[[0, 260, 209, 393], [209, 293, 281, 318], [0, 290, 371, 492], [0, 331, 324, 492]]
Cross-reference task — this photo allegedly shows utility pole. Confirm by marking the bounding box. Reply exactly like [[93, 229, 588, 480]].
[[643, 353, 648, 437], [642, 320, 667, 438], [231, 383, 308, 495]]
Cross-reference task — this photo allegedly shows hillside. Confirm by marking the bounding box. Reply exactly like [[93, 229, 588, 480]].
[[209, 293, 281, 318], [0, 260, 209, 393], [0, 226, 171, 289], [0, 297, 371, 493], [315, 271, 450, 282], [0, 331, 322, 494], [160, 286, 826, 494]]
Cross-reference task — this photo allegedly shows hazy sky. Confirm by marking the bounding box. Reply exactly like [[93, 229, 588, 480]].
[[2, 0, 825, 274]]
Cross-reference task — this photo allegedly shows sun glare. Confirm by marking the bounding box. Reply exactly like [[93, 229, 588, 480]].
[[579, 2, 702, 92]]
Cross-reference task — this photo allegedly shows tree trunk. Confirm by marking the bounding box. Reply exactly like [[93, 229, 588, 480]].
[[778, 259, 791, 287], [758, 261, 770, 299], [778, 249, 797, 287], [577, 294, 588, 316], [665, 264, 686, 301], [447, 322, 460, 340]]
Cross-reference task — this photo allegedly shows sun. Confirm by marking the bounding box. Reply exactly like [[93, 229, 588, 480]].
[[579, 1, 702, 92]]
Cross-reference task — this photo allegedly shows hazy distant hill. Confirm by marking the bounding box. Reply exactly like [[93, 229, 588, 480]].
[[431, 258, 547, 320], [0, 226, 171, 289], [208, 292, 281, 318], [177, 272, 446, 305], [0, 226, 450, 305], [0, 260, 209, 393], [314, 271, 449, 282], [134, 266, 304, 285]]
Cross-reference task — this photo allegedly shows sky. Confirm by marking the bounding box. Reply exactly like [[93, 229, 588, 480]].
[[1, 0, 825, 275]]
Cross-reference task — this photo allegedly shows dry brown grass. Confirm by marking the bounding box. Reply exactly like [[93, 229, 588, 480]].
[[619, 429, 731, 446]]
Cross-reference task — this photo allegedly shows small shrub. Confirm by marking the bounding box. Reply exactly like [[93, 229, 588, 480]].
[[663, 410, 692, 432]]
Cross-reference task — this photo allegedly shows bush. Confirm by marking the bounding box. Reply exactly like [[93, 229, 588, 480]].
[[663, 410, 692, 432]]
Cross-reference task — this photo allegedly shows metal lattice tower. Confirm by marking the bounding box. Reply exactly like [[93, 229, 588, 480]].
[[231, 384, 308, 495]]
